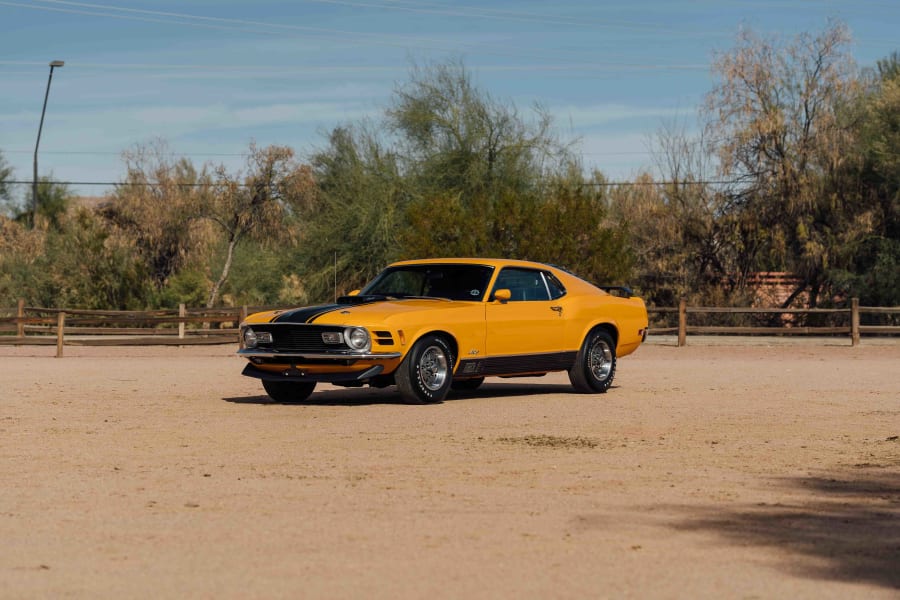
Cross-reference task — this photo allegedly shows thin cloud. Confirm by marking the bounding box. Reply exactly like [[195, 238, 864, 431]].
[[554, 104, 688, 128]]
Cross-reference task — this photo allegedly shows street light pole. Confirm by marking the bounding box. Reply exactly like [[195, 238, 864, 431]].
[[32, 60, 64, 228]]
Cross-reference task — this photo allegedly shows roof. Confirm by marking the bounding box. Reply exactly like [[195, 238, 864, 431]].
[[390, 257, 555, 270], [388, 258, 601, 294]]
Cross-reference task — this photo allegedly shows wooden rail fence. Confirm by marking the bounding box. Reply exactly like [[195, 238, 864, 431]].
[[650, 298, 900, 346], [0, 301, 263, 357], [1, 298, 898, 357]]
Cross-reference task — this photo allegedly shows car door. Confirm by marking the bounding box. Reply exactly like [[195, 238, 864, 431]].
[[484, 267, 565, 358]]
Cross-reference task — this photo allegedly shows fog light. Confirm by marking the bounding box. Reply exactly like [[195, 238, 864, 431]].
[[322, 331, 342, 344]]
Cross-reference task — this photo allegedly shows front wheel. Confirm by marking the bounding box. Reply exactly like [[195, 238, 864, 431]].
[[568, 329, 616, 393], [396, 335, 454, 404], [262, 380, 316, 403]]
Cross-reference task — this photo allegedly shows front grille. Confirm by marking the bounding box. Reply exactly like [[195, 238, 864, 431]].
[[253, 324, 349, 353]]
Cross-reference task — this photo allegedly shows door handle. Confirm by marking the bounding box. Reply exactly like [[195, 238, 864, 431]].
[[550, 305, 563, 314]]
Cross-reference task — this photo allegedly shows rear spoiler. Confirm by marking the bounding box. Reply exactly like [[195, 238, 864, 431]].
[[597, 286, 634, 298]]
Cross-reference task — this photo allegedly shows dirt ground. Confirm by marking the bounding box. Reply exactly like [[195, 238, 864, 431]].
[[1, 339, 898, 599]]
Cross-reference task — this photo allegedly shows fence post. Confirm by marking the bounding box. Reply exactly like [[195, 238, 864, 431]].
[[17, 298, 25, 340], [178, 303, 186, 339], [677, 298, 687, 347], [56, 312, 65, 358], [851, 297, 860, 347], [239, 305, 248, 347]]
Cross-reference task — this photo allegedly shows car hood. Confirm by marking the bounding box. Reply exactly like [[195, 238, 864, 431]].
[[267, 298, 480, 326]]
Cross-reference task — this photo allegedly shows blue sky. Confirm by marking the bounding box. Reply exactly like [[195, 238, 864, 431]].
[[0, 1, 897, 197]]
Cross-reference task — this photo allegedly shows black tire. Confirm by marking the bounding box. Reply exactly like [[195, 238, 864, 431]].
[[450, 377, 484, 392], [262, 380, 316, 403], [396, 335, 454, 404], [568, 329, 616, 393]]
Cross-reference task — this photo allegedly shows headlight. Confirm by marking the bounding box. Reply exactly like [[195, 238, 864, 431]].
[[243, 327, 258, 348], [344, 327, 370, 351]]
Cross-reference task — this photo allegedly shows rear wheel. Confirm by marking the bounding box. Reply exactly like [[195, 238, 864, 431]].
[[262, 380, 316, 403], [568, 329, 616, 393], [396, 335, 454, 404]]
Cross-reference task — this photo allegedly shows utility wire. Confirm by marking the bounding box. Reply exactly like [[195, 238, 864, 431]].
[[0, 59, 709, 73], [0, 1, 716, 68], [29, 0, 733, 37], [7, 179, 740, 188], [0, 0, 595, 66], [3, 148, 658, 158], [8, 180, 230, 187], [294, 0, 730, 35], [0, 0, 499, 57], [3, 149, 252, 158]]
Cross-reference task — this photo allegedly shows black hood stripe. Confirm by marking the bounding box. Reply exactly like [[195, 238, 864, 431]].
[[272, 304, 344, 324], [271, 298, 386, 324]]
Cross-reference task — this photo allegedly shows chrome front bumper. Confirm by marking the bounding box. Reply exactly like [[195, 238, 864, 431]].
[[237, 349, 401, 360]]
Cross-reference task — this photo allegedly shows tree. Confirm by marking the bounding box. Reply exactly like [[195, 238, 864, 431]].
[[389, 59, 566, 202], [389, 60, 628, 282], [618, 120, 744, 306], [828, 52, 900, 305], [876, 51, 900, 81], [298, 124, 407, 302], [522, 172, 632, 284], [0, 152, 72, 229], [2, 175, 72, 230], [0, 202, 151, 309], [704, 22, 858, 307], [403, 171, 631, 285], [202, 144, 314, 307], [103, 141, 212, 292], [33, 177, 72, 230], [0, 150, 13, 209]]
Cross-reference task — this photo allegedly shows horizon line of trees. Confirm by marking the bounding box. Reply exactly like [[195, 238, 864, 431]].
[[1, 22, 898, 311]]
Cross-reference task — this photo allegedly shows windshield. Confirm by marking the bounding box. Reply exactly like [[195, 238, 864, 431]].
[[361, 264, 494, 301]]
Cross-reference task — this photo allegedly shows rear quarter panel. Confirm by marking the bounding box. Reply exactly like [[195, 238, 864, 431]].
[[563, 294, 647, 357]]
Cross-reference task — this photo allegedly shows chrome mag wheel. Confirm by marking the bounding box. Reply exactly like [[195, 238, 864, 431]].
[[588, 337, 613, 382], [418, 345, 449, 391]]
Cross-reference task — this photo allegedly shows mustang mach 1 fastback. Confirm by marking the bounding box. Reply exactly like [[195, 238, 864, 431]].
[[239, 258, 648, 404]]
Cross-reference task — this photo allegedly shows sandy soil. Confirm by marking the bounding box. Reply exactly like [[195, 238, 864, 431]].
[[1, 339, 898, 599]]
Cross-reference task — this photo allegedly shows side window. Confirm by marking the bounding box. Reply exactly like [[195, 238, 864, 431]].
[[543, 272, 566, 300], [492, 268, 551, 302]]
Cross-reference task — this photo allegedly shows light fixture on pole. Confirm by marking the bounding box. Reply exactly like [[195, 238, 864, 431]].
[[32, 60, 65, 228]]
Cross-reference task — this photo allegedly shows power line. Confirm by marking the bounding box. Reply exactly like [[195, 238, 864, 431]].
[[3, 149, 252, 158], [0, 1, 717, 68], [26, 0, 734, 37], [0, 0, 591, 66], [6, 178, 740, 188], [296, 0, 730, 36], [4, 148, 660, 158], [8, 180, 230, 187], [0, 0, 497, 57], [0, 59, 709, 74]]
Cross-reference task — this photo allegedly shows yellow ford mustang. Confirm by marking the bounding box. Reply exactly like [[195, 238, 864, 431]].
[[239, 258, 648, 404]]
